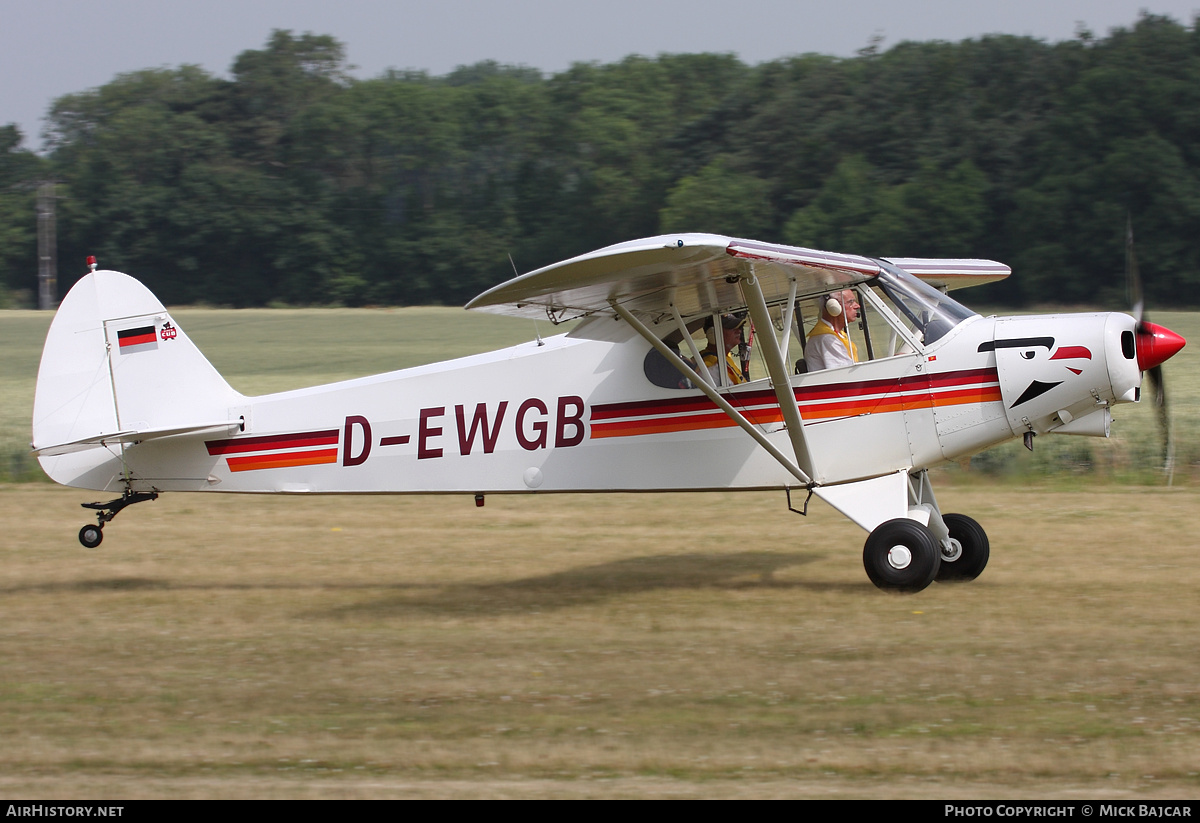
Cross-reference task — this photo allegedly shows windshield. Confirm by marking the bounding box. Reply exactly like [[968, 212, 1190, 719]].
[[872, 260, 978, 345]]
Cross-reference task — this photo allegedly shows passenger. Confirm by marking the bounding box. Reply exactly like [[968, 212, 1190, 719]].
[[804, 289, 860, 371], [701, 313, 749, 386]]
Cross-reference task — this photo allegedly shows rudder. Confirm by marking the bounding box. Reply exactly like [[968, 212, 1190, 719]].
[[32, 271, 244, 488]]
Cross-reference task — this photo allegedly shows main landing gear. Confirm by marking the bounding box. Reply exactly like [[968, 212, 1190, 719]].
[[861, 471, 990, 593], [863, 518, 941, 592], [78, 489, 158, 548], [936, 513, 990, 582]]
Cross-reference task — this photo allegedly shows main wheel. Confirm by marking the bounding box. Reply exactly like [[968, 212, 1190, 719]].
[[863, 518, 940, 592], [79, 524, 103, 548], [935, 513, 989, 582]]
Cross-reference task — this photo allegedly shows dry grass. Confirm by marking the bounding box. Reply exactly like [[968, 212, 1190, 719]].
[[1, 483, 1198, 798]]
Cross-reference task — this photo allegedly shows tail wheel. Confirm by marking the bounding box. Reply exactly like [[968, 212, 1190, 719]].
[[936, 513, 989, 582], [863, 518, 940, 593], [79, 524, 103, 548]]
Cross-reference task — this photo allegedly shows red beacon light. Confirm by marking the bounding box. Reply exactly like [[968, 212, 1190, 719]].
[[86, 256, 98, 272]]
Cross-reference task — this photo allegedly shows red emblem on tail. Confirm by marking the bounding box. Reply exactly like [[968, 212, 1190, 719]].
[[160, 322, 177, 341]]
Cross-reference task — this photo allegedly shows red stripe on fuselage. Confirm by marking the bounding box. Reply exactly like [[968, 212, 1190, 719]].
[[588, 367, 1000, 438], [590, 368, 998, 420], [205, 429, 340, 456]]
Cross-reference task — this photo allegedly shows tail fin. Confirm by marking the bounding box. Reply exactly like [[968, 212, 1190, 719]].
[[32, 271, 244, 486]]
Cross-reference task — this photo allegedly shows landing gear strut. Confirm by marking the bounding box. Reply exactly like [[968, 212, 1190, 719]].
[[78, 489, 158, 547], [935, 513, 990, 582], [860, 470, 990, 592]]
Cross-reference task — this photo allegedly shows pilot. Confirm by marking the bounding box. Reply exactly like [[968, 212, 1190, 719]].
[[804, 289, 860, 371], [701, 313, 749, 386]]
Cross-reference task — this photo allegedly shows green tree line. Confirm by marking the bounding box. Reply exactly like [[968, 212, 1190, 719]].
[[2, 14, 1199, 309]]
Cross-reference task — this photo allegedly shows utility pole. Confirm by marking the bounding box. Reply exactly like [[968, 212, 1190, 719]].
[[37, 181, 57, 310]]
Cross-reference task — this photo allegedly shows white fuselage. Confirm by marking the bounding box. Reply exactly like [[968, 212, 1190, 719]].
[[39, 306, 1141, 497]]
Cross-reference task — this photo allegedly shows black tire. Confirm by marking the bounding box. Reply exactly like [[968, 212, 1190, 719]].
[[863, 518, 940, 592], [79, 524, 103, 548], [936, 513, 989, 582]]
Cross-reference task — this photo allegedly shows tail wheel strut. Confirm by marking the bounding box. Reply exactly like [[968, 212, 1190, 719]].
[[78, 490, 158, 547]]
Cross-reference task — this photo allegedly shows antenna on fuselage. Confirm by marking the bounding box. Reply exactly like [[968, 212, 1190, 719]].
[[510, 253, 545, 346]]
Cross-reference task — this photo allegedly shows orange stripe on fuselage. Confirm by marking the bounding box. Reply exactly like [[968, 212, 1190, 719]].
[[226, 448, 339, 472], [591, 407, 785, 438], [588, 375, 1002, 439]]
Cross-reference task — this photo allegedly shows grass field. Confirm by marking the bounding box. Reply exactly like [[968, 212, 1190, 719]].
[[2, 304, 1199, 798], [2, 485, 1198, 798]]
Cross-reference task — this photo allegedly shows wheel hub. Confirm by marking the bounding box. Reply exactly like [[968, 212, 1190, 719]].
[[941, 538, 963, 562], [887, 545, 912, 570]]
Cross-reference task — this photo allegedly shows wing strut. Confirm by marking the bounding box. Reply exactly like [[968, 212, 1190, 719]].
[[739, 273, 819, 483], [609, 300, 813, 486], [777, 277, 799, 364], [670, 301, 715, 388]]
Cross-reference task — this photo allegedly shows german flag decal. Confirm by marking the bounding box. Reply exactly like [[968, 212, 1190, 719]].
[[117, 325, 158, 354], [205, 429, 340, 473]]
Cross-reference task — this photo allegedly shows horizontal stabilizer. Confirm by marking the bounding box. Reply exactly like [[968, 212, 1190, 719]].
[[32, 421, 241, 457]]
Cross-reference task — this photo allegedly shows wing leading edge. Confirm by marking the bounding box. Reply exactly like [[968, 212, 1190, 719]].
[[466, 234, 1009, 321]]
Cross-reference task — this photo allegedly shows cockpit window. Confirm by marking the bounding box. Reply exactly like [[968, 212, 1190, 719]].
[[644, 346, 689, 389], [640, 264, 980, 388], [872, 260, 978, 345], [643, 317, 713, 389]]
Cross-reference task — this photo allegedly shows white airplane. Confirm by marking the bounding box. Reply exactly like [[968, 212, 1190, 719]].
[[31, 234, 1186, 592]]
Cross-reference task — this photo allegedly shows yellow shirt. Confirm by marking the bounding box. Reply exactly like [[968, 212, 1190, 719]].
[[806, 320, 858, 369], [702, 350, 747, 385]]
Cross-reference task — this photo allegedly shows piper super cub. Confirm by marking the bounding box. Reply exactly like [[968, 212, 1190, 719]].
[[31, 234, 1186, 592]]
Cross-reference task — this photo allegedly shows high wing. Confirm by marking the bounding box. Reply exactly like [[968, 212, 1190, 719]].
[[468, 233, 1010, 491], [466, 233, 1009, 322], [884, 257, 1012, 291]]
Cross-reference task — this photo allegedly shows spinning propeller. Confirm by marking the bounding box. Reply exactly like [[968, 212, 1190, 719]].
[[1126, 218, 1186, 483]]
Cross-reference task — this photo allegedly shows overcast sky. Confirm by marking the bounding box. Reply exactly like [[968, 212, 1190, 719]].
[[4, 0, 1198, 150]]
